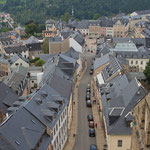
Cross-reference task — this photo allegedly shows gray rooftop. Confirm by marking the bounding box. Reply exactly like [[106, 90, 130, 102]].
[[0, 107, 50, 150], [94, 53, 110, 70], [4, 46, 28, 54], [25, 84, 68, 129], [0, 82, 19, 114], [64, 47, 80, 60], [100, 75, 147, 135]]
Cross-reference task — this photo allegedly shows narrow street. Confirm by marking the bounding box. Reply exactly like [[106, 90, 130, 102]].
[[73, 52, 96, 150]]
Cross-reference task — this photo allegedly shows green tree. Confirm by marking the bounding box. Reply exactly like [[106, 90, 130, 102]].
[[35, 59, 45, 66], [41, 38, 49, 54], [93, 13, 100, 20], [144, 61, 150, 83], [61, 12, 71, 23], [1, 27, 11, 32], [25, 23, 38, 36]]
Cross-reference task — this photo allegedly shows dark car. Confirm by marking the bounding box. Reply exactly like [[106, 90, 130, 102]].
[[90, 144, 97, 150], [86, 88, 91, 93], [86, 100, 92, 107], [87, 114, 93, 121], [86, 94, 90, 101], [90, 68, 93, 75], [89, 129, 95, 137], [89, 121, 94, 128]]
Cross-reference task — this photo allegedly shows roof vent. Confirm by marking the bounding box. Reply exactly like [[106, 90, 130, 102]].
[[35, 98, 42, 104], [137, 90, 140, 95], [15, 140, 20, 146], [40, 91, 48, 98]]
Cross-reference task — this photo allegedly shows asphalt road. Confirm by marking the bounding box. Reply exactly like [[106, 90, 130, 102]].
[[73, 52, 96, 150]]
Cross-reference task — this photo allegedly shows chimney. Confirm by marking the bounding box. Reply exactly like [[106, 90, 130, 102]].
[[52, 57, 55, 63]]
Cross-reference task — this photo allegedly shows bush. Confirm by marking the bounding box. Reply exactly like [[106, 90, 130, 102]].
[[35, 59, 45, 66], [30, 57, 40, 63]]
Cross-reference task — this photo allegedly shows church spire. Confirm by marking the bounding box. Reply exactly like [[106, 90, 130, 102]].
[[72, 5, 74, 17]]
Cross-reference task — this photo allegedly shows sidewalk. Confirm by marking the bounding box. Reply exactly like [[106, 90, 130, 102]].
[[64, 61, 87, 150], [91, 82, 106, 150]]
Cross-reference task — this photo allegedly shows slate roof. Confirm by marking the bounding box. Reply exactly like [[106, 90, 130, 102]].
[[70, 33, 85, 46], [113, 19, 129, 25], [48, 36, 62, 42], [0, 107, 50, 150], [96, 43, 111, 57], [45, 19, 56, 25], [61, 27, 73, 39], [0, 133, 16, 150], [89, 20, 101, 26], [100, 76, 147, 135], [68, 18, 78, 28], [40, 54, 53, 62], [26, 43, 42, 51], [101, 57, 123, 82], [0, 54, 9, 65], [26, 36, 39, 44], [4, 46, 28, 54], [0, 37, 14, 46], [94, 53, 110, 70], [47, 74, 73, 100], [64, 47, 80, 60], [4, 65, 28, 95], [0, 82, 19, 114], [100, 19, 113, 27], [115, 50, 150, 59], [8, 53, 29, 65], [141, 25, 150, 38], [76, 20, 90, 29], [25, 84, 68, 129], [113, 38, 146, 47]]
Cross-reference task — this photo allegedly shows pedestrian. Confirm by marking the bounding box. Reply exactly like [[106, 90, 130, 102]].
[[95, 123, 97, 128]]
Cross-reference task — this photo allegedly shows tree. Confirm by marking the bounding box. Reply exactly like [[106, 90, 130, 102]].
[[144, 61, 150, 83], [41, 38, 49, 54], [25, 23, 38, 36], [35, 59, 45, 66], [61, 12, 71, 23], [93, 13, 100, 20]]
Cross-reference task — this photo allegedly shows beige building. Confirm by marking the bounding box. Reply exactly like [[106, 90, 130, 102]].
[[113, 20, 129, 38], [49, 37, 69, 54], [0, 58, 10, 76], [131, 93, 150, 150], [88, 21, 101, 36]]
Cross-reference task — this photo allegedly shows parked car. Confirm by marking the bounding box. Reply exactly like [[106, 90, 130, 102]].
[[86, 94, 90, 101], [86, 91, 90, 95], [89, 68, 93, 75], [89, 128, 95, 137], [89, 121, 94, 128], [90, 144, 97, 150], [87, 114, 93, 121], [86, 100, 92, 107], [86, 87, 91, 93]]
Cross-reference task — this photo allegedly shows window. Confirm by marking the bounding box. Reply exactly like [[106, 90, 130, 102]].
[[136, 61, 138, 64], [131, 61, 133, 64], [15, 63, 19, 66], [141, 61, 143, 65], [118, 140, 122, 147]]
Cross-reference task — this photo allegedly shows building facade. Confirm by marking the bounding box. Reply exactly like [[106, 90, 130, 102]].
[[131, 93, 150, 150]]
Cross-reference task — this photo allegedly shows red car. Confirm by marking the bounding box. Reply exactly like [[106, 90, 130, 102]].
[[89, 121, 94, 128]]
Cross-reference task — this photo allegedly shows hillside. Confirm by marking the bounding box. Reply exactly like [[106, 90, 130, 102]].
[[2, 0, 150, 24]]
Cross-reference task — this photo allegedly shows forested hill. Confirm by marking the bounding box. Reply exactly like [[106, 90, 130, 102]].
[[2, 0, 150, 24]]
